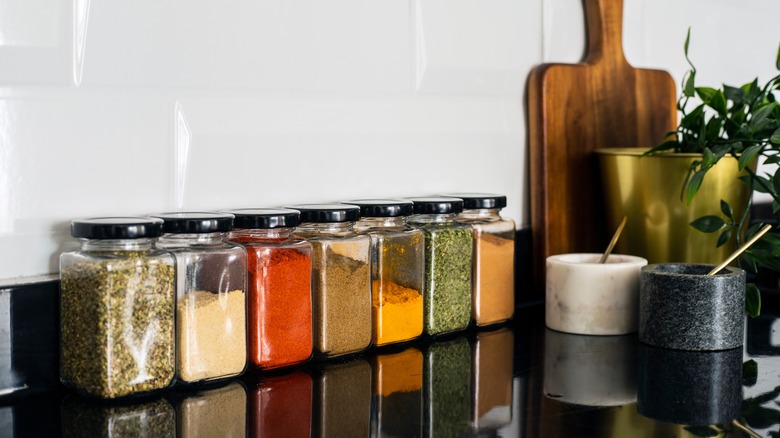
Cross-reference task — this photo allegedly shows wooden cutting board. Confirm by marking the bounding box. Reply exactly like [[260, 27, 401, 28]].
[[528, 0, 677, 290]]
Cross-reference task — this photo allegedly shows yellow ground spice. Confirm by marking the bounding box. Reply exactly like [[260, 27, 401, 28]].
[[474, 233, 514, 325], [372, 279, 423, 346]]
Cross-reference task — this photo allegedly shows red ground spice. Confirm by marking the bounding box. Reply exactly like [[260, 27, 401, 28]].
[[243, 245, 313, 369]]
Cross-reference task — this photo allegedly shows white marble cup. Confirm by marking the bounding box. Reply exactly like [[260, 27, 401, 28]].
[[546, 253, 647, 335]]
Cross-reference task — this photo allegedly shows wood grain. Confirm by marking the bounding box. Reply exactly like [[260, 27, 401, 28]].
[[528, 0, 677, 290]]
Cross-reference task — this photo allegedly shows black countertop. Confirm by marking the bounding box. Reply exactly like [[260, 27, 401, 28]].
[[3, 300, 780, 437]]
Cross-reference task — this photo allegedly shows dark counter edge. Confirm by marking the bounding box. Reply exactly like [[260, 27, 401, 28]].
[[0, 227, 538, 402]]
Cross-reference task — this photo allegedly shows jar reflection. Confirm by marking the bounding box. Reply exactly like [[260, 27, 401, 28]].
[[471, 328, 514, 431], [370, 347, 423, 437], [424, 336, 471, 437], [169, 381, 246, 438], [61, 395, 174, 438], [246, 371, 312, 438], [312, 359, 372, 438], [544, 328, 637, 406]]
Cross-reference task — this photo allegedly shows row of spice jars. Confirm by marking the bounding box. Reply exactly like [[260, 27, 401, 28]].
[[58, 194, 515, 399]]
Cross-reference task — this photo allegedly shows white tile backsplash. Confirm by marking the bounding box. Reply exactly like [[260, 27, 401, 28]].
[[0, 0, 778, 280]]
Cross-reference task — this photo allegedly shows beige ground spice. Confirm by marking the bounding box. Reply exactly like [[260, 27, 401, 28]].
[[177, 289, 246, 382]]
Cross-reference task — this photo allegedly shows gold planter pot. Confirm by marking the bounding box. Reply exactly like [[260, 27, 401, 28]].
[[596, 148, 751, 265]]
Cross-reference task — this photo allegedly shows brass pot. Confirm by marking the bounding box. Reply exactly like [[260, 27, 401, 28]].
[[596, 148, 751, 265]]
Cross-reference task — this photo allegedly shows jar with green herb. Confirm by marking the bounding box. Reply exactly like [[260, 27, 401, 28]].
[[444, 193, 515, 327], [287, 204, 371, 359], [152, 212, 247, 384], [346, 199, 424, 347], [407, 198, 473, 336], [60, 218, 175, 399]]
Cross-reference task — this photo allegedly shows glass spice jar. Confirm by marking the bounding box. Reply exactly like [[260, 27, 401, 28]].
[[152, 213, 247, 384], [407, 198, 473, 336], [444, 193, 515, 326], [226, 208, 313, 370], [346, 199, 424, 347], [60, 218, 175, 399], [287, 204, 372, 359]]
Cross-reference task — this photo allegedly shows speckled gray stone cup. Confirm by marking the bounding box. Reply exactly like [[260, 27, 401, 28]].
[[639, 263, 745, 351]]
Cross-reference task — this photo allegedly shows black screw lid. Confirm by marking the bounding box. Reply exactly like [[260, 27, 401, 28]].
[[150, 212, 234, 234], [286, 204, 361, 223], [342, 199, 413, 217], [440, 193, 507, 209], [407, 197, 464, 214], [71, 217, 164, 239], [224, 208, 301, 229]]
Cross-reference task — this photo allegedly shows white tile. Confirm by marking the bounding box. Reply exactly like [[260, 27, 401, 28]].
[[0, 94, 171, 278], [542, 0, 585, 64], [414, 0, 542, 95], [78, 1, 411, 92], [174, 95, 527, 226], [0, 0, 70, 84]]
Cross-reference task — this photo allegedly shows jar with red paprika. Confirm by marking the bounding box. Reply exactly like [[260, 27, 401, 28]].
[[287, 204, 372, 359], [226, 208, 313, 370]]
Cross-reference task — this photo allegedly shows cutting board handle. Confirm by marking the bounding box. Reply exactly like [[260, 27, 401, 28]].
[[584, 0, 628, 66]]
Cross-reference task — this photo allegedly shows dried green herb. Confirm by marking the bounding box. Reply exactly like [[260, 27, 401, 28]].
[[424, 337, 471, 437], [60, 252, 175, 398], [61, 395, 175, 438], [420, 226, 473, 335]]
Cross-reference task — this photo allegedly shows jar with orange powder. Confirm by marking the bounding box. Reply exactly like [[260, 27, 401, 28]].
[[226, 209, 313, 370], [346, 199, 424, 347]]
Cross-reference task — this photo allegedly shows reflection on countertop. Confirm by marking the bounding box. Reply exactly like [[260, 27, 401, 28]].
[[4, 304, 780, 437]]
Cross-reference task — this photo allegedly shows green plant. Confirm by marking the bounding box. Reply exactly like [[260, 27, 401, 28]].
[[646, 29, 780, 317]]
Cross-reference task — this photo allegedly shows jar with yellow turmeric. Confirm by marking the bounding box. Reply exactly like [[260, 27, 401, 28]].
[[346, 199, 425, 346]]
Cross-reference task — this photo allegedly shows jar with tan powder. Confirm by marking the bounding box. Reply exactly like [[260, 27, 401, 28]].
[[445, 193, 515, 326], [153, 212, 247, 384], [288, 204, 372, 359]]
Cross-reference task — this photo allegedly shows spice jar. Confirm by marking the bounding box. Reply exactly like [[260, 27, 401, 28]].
[[287, 204, 372, 358], [445, 193, 515, 326], [226, 208, 313, 370], [347, 199, 424, 346], [407, 198, 473, 336], [60, 218, 175, 399], [152, 213, 247, 384]]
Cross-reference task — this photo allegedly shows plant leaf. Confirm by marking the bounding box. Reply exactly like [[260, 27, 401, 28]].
[[743, 251, 759, 273], [684, 70, 696, 98], [684, 27, 691, 56], [746, 283, 761, 318], [716, 228, 732, 247], [773, 172, 780, 201], [720, 199, 734, 221], [696, 86, 717, 103], [724, 84, 744, 104], [643, 140, 679, 156], [739, 144, 763, 171], [743, 359, 758, 386], [777, 42, 780, 70], [751, 102, 778, 129], [690, 215, 726, 233], [771, 127, 780, 145]]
